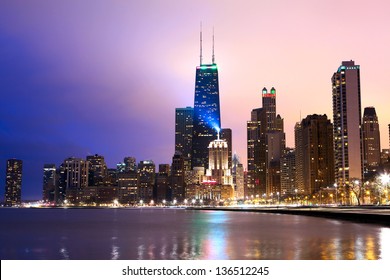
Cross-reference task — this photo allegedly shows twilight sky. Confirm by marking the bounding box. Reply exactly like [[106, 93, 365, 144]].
[[1, 0, 390, 200]]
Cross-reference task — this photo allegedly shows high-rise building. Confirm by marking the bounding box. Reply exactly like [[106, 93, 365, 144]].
[[294, 122, 304, 194], [246, 108, 265, 197], [332, 60, 363, 186], [205, 135, 232, 185], [201, 135, 233, 201], [124, 157, 137, 172], [362, 107, 381, 174], [4, 159, 23, 207], [262, 87, 277, 131], [221, 128, 232, 169], [175, 107, 193, 158], [246, 87, 285, 197], [280, 148, 296, 196], [61, 157, 89, 204], [170, 153, 185, 202], [246, 118, 260, 197], [295, 114, 334, 194], [137, 160, 155, 202], [86, 154, 107, 187], [156, 164, 170, 202], [266, 129, 285, 195], [232, 154, 244, 199], [192, 30, 221, 170], [118, 171, 138, 205], [42, 164, 56, 203]]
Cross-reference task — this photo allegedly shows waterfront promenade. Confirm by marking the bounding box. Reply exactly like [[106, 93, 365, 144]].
[[188, 206, 390, 226]]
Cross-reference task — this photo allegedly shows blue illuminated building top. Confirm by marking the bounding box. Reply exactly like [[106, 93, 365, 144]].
[[192, 63, 221, 169]]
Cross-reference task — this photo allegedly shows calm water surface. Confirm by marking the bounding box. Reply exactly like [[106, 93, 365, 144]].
[[1, 208, 389, 260]]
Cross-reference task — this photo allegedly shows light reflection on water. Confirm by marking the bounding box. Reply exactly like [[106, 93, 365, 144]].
[[0, 208, 388, 260]]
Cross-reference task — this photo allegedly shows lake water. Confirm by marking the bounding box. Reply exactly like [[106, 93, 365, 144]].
[[1, 208, 389, 260]]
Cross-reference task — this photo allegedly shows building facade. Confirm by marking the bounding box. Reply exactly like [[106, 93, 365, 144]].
[[4, 159, 23, 207], [137, 160, 155, 202], [295, 114, 335, 195], [192, 38, 221, 170], [246, 87, 285, 197], [175, 107, 193, 160], [280, 148, 296, 196], [86, 154, 107, 187], [42, 164, 56, 203], [332, 60, 363, 186], [362, 107, 381, 174]]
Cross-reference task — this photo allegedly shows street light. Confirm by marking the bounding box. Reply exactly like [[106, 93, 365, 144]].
[[277, 192, 280, 205], [334, 183, 338, 206], [380, 173, 390, 205]]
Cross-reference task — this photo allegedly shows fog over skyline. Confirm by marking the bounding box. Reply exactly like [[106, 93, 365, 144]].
[[1, 0, 390, 200]]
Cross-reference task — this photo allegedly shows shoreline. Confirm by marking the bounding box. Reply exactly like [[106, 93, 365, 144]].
[[187, 206, 390, 227], [2, 205, 390, 227]]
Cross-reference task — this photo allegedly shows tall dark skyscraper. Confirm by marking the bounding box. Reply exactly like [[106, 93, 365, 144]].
[[247, 87, 285, 196], [175, 107, 193, 159], [4, 159, 23, 207], [332, 60, 363, 186], [42, 164, 56, 203], [137, 160, 155, 202], [362, 107, 381, 174], [221, 128, 232, 169], [192, 29, 221, 169], [295, 114, 334, 194], [61, 157, 89, 204], [86, 154, 107, 187]]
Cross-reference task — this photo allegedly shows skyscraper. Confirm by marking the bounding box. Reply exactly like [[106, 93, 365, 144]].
[[86, 154, 107, 187], [170, 152, 185, 201], [192, 29, 221, 170], [221, 128, 232, 169], [362, 107, 381, 174], [124, 157, 137, 173], [175, 107, 193, 159], [246, 87, 285, 196], [295, 114, 334, 194], [246, 108, 265, 197], [61, 157, 89, 204], [156, 163, 170, 202], [232, 154, 244, 199], [42, 164, 56, 203], [4, 159, 23, 207], [137, 160, 155, 202], [332, 60, 363, 186], [202, 135, 233, 200], [280, 148, 296, 196]]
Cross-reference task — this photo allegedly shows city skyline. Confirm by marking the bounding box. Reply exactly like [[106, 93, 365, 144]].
[[2, 1, 390, 200]]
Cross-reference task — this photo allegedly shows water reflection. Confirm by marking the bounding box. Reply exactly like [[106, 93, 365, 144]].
[[0, 208, 389, 260], [380, 228, 390, 259]]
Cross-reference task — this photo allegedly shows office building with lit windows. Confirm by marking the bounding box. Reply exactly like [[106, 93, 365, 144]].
[[362, 107, 381, 174], [295, 114, 334, 194], [4, 159, 23, 207], [247, 87, 285, 197], [192, 30, 221, 170], [332, 60, 363, 186], [42, 164, 56, 203]]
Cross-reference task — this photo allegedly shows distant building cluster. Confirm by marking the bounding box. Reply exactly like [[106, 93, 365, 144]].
[[3, 40, 390, 206]]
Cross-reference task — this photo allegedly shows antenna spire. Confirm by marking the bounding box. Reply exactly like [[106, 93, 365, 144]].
[[212, 27, 215, 64], [200, 22, 203, 66]]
